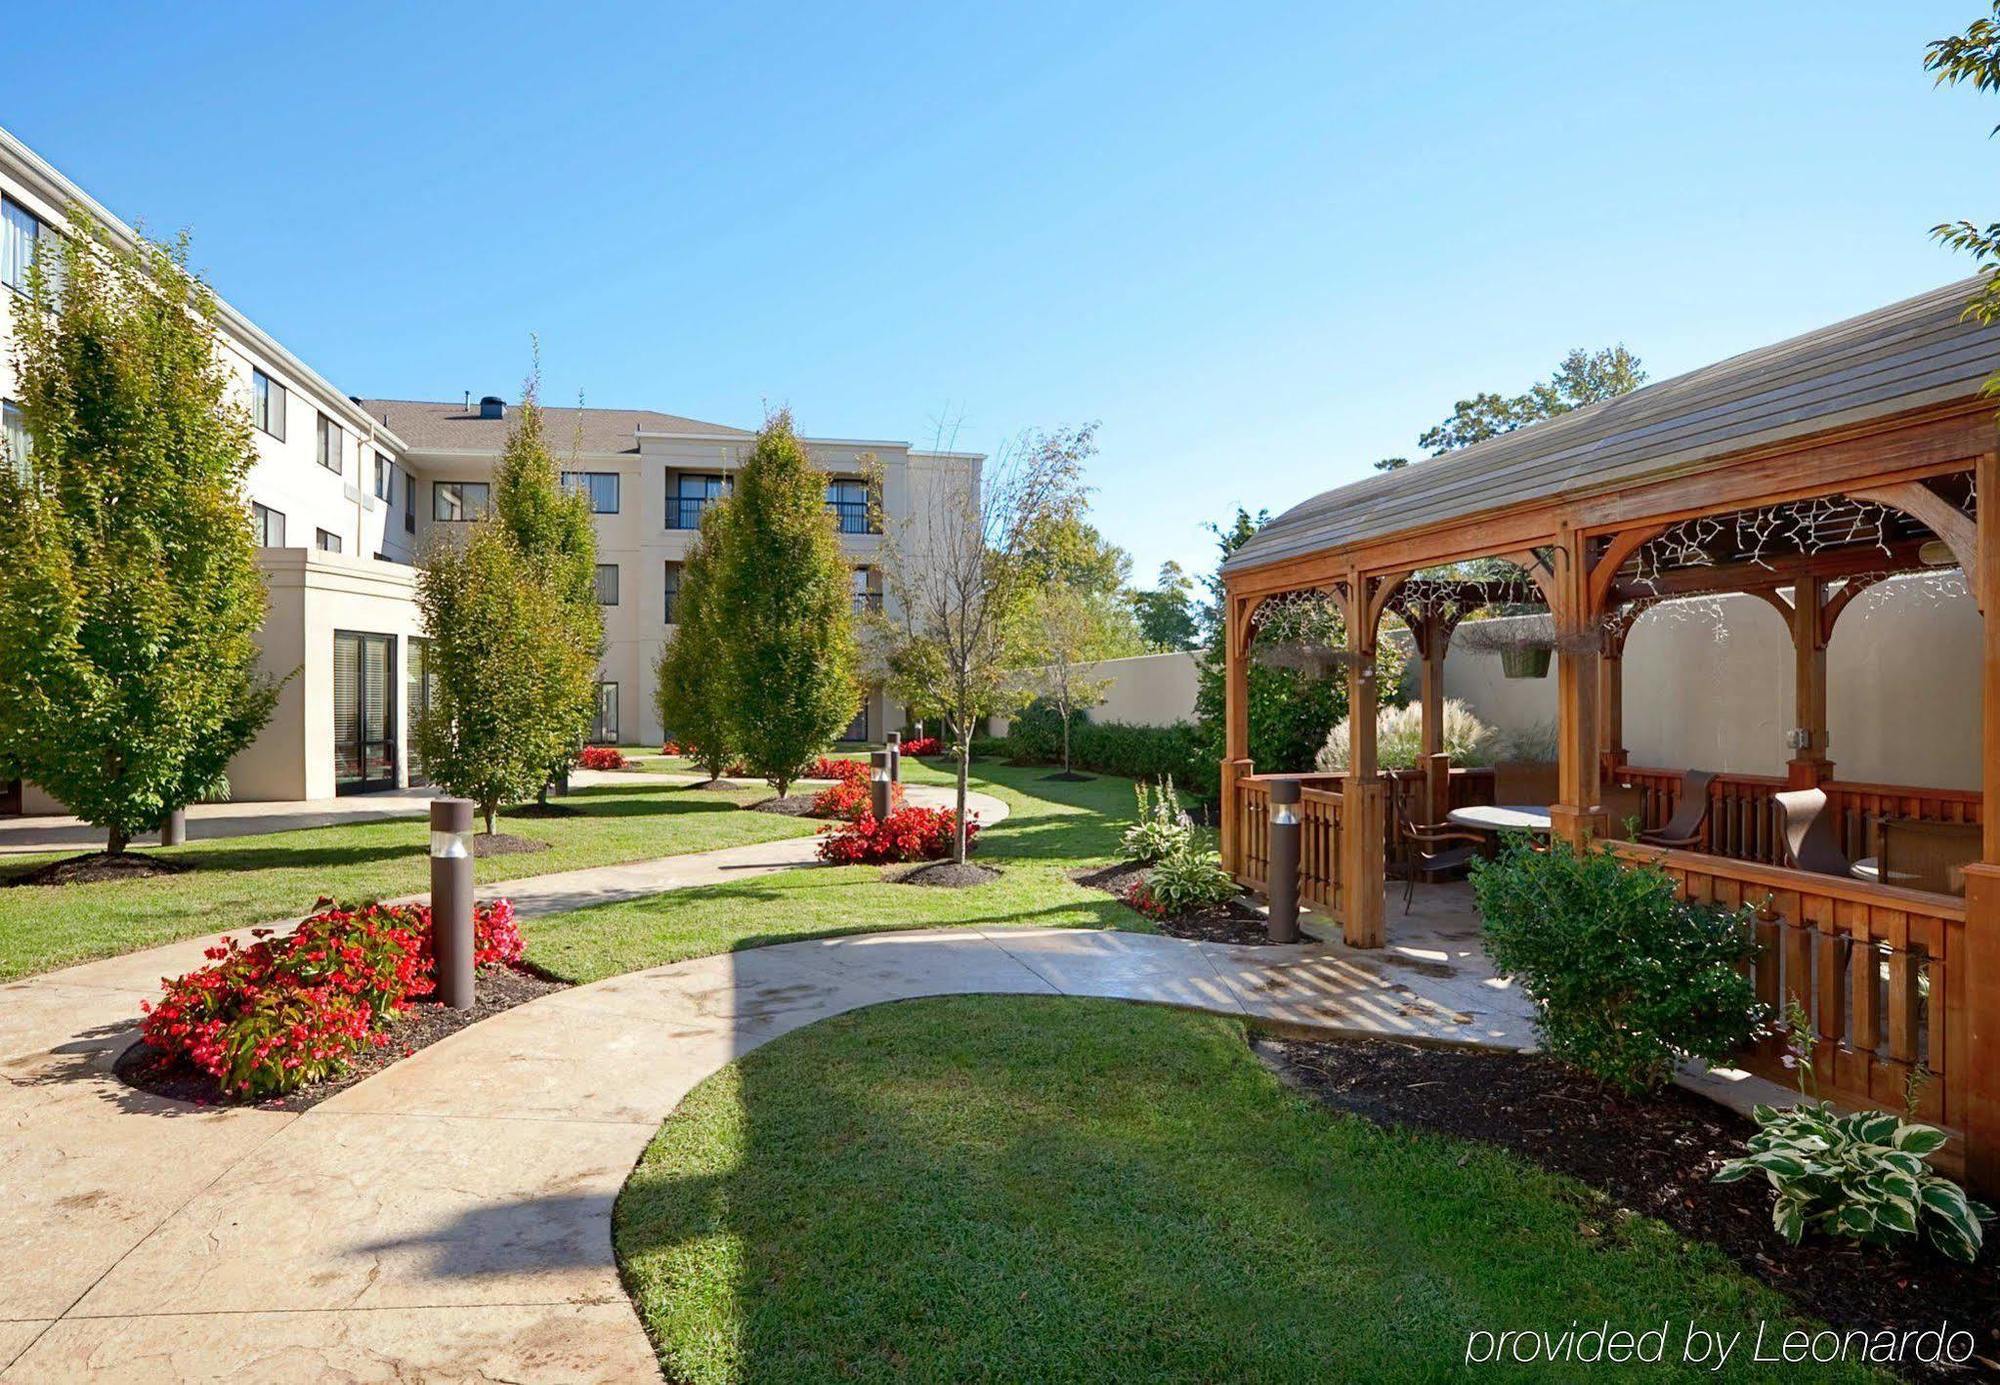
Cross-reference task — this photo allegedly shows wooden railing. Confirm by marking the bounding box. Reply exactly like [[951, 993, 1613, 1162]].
[[1611, 842, 1968, 1160], [1609, 767, 1982, 870], [1298, 786, 1345, 915], [1237, 777, 1272, 893]]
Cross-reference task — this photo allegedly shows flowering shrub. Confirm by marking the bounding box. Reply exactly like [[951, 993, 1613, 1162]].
[[817, 806, 976, 864], [810, 776, 903, 821], [579, 746, 630, 771], [899, 736, 942, 758], [1121, 878, 1170, 920], [139, 897, 522, 1099], [808, 756, 868, 785], [661, 740, 683, 756]]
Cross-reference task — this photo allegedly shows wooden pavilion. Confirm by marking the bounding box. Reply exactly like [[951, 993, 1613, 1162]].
[[1218, 277, 2000, 1189]]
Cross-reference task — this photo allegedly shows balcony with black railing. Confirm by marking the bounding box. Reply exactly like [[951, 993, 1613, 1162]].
[[827, 498, 877, 534], [853, 592, 884, 615], [668, 495, 717, 529]]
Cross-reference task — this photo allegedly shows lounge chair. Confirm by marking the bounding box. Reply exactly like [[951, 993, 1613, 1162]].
[[1775, 787, 1851, 877], [1635, 769, 1716, 849]]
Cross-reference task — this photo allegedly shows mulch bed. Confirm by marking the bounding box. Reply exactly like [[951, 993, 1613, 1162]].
[[115, 964, 570, 1113], [471, 831, 549, 857], [4, 852, 191, 887], [750, 795, 824, 818], [1259, 1035, 2000, 1379], [892, 861, 1001, 889], [1072, 862, 1282, 946]]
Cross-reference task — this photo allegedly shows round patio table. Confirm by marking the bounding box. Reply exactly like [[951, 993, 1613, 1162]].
[[1446, 804, 1553, 834], [1849, 857, 1924, 888]]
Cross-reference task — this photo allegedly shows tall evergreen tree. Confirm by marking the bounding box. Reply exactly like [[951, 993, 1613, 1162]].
[[654, 504, 739, 782], [491, 360, 602, 798], [0, 212, 281, 854], [714, 412, 859, 796]]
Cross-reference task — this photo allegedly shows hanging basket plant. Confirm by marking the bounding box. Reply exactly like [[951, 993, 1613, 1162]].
[[1454, 614, 1603, 678], [1499, 646, 1552, 680]]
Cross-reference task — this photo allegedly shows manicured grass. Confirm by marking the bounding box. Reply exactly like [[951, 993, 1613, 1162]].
[[617, 996, 1866, 1384], [526, 758, 1148, 983], [0, 781, 813, 980]]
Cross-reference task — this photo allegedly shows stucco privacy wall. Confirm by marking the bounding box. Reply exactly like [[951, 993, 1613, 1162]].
[[1442, 574, 1980, 789], [991, 651, 1203, 734]]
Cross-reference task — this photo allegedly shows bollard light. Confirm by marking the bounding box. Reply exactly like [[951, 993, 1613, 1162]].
[[1267, 779, 1301, 943], [870, 750, 894, 820], [429, 798, 476, 1009], [158, 807, 188, 848], [885, 731, 901, 783]]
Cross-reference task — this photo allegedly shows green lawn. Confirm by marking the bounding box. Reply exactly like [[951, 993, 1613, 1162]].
[[617, 996, 1868, 1384], [0, 781, 813, 980], [526, 758, 1147, 984]]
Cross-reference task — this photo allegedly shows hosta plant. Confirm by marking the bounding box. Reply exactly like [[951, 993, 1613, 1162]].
[[1714, 1002, 1993, 1262], [1120, 776, 1193, 864], [1147, 844, 1237, 915]]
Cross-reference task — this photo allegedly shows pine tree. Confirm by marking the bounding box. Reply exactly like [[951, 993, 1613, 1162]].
[[0, 212, 281, 854], [653, 504, 738, 781], [715, 412, 859, 796]]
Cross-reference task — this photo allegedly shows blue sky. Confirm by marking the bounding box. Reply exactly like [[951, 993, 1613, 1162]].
[[4, 3, 1993, 586]]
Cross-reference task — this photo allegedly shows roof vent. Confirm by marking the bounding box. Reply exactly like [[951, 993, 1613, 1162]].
[[479, 395, 506, 421]]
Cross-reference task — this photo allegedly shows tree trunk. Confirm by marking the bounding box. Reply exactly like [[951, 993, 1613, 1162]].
[[954, 740, 971, 864], [106, 826, 128, 856], [483, 802, 497, 836], [1061, 702, 1072, 775]]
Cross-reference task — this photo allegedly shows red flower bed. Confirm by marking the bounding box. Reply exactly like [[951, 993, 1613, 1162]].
[[810, 777, 904, 821], [808, 756, 868, 785], [579, 746, 630, 771], [1121, 878, 1170, 921], [817, 806, 976, 864], [139, 897, 523, 1099], [899, 736, 941, 758], [660, 740, 683, 756]]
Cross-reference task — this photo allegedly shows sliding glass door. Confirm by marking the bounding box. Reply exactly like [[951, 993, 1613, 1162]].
[[334, 630, 397, 794]]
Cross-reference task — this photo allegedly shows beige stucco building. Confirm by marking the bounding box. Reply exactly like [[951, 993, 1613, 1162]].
[[0, 122, 976, 811]]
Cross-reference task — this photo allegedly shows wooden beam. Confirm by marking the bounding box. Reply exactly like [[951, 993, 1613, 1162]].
[[1548, 521, 1603, 848], [1341, 563, 1386, 949], [1959, 446, 2000, 1195], [1586, 524, 1668, 615], [1607, 538, 1934, 602], [1820, 573, 1888, 643], [1849, 481, 1981, 611], [1786, 574, 1834, 788]]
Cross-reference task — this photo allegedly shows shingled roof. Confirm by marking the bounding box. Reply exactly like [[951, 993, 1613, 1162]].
[[358, 399, 753, 455], [1223, 276, 2000, 575]]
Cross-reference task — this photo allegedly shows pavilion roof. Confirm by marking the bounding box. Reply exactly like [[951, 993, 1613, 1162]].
[[1223, 276, 2000, 577]]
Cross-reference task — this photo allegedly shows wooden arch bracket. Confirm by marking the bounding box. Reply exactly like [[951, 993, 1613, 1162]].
[[1849, 481, 1981, 612]]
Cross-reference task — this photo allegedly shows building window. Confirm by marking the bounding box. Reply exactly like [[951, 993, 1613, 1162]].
[[852, 567, 882, 614], [591, 682, 619, 744], [251, 502, 286, 547], [2, 196, 57, 297], [315, 528, 342, 554], [432, 480, 491, 521], [595, 563, 619, 605], [252, 370, 286, 441], [405, 504, 416, 534], [825, 478, 874, 534], [669, 473, 729, 529], [316, 413, 342, 474], [664, 562, 681, 623], [374, 451, 394, 503], [563, 471, 620, 513], [840, 696, 868, 743], [2, 400, 29, 484]]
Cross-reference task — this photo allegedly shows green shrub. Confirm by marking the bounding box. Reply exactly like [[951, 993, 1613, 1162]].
[[1148, 844, 1237, 914], [1120, 777, 1193, 864], [1004, 699, 1208, 792], [968, 735, 1011, 760], [1469, 835, 1763, 1095]]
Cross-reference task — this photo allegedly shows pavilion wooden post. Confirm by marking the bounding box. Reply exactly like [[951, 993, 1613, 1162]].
[[1412, 612, 1452, 821], [1785, 574, 1836, 789], [1597, 631, 1627, 774], [1961, 449, 2000, 1195], [1550, 523, 1604, 849], [1339, 572, 1386, 947], [1219, 592, 1253, 878]]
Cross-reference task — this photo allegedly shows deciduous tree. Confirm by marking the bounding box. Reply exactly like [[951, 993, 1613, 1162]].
[[1131, 560, 1199, 650], [1015, 586, 1116, 776], [0, 212, 281, 854], [1415, 346, 1645, 455], [1928, 5, 2000, 350]]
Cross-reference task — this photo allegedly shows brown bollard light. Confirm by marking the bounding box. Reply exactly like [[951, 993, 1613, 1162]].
[[1267, 778, 1301, 943], [885, 731, 901, 783], [429, 798, 476, 1009], [870, 750, 894, 820]]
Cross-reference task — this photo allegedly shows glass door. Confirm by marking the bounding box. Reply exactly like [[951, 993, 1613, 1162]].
[[334, 631, 397, 794]]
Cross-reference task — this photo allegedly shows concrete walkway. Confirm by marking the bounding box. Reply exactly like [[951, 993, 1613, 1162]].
[[1, 792, 1544, 1381]]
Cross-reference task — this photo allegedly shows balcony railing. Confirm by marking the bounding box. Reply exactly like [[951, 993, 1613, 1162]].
[[827, 499, 877, 534], [668, 495, 719, 530], [853, 592, 884, 615]]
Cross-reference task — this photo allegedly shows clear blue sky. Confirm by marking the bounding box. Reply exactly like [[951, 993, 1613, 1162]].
[[4, 3, 1992, 586]]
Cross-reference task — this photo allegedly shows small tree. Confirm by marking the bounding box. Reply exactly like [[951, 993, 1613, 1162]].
[[415, 521, 596, 834], [872, 424, 1091, 862], [0, 212, 282, 853], [491, 358, 601, 801], [1015, 586, 1116, 777], [654, 504, 739, 782], [714, 413, 859, 796], [1131, 560, 1199, 651]]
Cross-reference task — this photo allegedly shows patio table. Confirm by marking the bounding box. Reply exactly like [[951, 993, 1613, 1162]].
[[1849, 856, 1943, 890], [1446, 804, 1553, 834]]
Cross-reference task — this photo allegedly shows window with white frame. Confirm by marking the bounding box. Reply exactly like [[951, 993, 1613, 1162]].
[[595, 563, 619, 605], [251, 502, 286, 547], [2, 196, 57, 297], [664, 562, 681, 623], [432, 481, 491, 521], [316, 413, 342, 474], [562, 471, 619, 513], [374, 451, 393, 503], [2, 400, 29, 483], [252, 370, 286, 440], [315, 528, 342, 554]]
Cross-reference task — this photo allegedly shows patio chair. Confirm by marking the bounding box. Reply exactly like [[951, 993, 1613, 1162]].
[[1774, 787, 1851, 877], [1492, 761, 1560, 809], [1879, 818, 1980, 896], [1635, 769, 1716, 849], [1597, 783, 1648, 841], [1394, 799, 1486, 914]]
